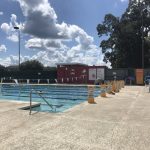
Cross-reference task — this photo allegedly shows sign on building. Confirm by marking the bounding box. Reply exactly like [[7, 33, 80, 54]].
[[97, 68, 104, 80], [89, 68, 105, 81], [89, 69, 96, 81]]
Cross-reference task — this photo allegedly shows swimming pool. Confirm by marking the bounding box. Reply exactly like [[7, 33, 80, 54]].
[[0, 84, 101, 113]]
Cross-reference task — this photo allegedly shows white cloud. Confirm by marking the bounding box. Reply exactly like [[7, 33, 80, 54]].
[[0, 11, 3, 15], [0, 57, 11, 66], [25, 38, 67, 51], [15, 0, 59, 39], [1, 23, 10, 33], [25, 38, 43, 50], [120, 0, 128, 2], [11, 14, 17, 25], [0, 44, 7, 52], [0, 48, 109, 67], [1, 14, 18, 33], [1, 0, 106, 67], [15, 0, 95, 46], [14, 0, 104, 66], [0, 55, 20, 66], [7, 34, 18, 42], [0, 54, 31, 66], [1, 14, 23, 42]]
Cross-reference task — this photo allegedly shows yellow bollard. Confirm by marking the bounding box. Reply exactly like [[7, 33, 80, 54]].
[[120, 80, 124, 88], [106, 82, 113, 94], [88, 85, 95, 103], [108, 82, 115, 95], [88, 97, 95, 103], [101, 92, 106, 97], [112, 81, 117, 93], [107, 83, 112, 94], [118, 81, 121, 90], [120, 80, 122, 88], [115, 81, 120, 92], [100, 84, 107, 97], [122, 80, 125, 88]]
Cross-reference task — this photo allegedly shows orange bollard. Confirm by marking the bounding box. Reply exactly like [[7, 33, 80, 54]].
[[112, 81, 116, 93], [100, 84, 107, 97], [108, 83, 115, 95], [88, 85, 95, 103], [115, 81, 119, 93]]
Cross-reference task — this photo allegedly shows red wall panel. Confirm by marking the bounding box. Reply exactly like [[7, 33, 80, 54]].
[[57, 64, 105, 84]]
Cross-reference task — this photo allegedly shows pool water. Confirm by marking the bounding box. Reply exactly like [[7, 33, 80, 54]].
[[0, 84, 101, 113]]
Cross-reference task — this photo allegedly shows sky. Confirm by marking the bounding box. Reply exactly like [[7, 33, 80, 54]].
[[0, 0, 128, 67]]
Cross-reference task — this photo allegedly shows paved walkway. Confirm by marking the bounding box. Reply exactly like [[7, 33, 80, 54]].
[[0, 86, 150, 150]]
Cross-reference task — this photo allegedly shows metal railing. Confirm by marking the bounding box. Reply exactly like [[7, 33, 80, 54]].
[[144, 82, 150, 93], [0, 84, 2, 95], [29, 89, 63, 115]]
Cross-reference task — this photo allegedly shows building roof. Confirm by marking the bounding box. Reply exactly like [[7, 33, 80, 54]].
[[56, 63, 88, 66]]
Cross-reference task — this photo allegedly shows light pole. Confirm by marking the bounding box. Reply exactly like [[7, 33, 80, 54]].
[[138, 0, 145, 69], [141, 8, 144, 69], [14, 26, 21, 69]]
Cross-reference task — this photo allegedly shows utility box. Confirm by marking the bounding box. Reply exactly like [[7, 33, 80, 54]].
[[136, 69, 144, 85]]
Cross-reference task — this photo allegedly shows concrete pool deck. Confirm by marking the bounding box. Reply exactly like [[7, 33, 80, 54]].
[[0, 86, 150, 150]]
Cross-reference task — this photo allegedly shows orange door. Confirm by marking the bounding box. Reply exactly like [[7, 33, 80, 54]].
[[136, 69, 144, 85]]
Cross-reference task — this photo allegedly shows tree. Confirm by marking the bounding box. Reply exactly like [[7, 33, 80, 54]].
[[97, 0, 150, 68], [0, 64, 6, 78], [0, 64, 5, 71], [20, 60, 44, 71]]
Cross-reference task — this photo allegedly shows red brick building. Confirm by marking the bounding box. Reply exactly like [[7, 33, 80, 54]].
[[57, 63, 106, 84]]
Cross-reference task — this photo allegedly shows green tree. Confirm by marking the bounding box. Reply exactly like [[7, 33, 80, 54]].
[[0, 64, 5, 71], [0, 64, 6, 78], [97, 0, 150, 68], [20, 60, 44, 71]]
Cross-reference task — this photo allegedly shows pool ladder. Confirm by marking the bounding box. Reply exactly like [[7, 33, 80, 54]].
[[29, 89, 63, 115]]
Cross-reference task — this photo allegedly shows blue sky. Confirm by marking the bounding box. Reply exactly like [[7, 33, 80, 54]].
[[0, 0, 128, 66]]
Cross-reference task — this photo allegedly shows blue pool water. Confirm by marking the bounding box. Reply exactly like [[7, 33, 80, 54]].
[[0, 84, 101, 113]]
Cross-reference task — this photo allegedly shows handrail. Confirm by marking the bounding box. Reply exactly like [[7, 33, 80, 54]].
[[29, 89, 63, 115], [0, 84, 2, 95], [145, 82, 150, 93]]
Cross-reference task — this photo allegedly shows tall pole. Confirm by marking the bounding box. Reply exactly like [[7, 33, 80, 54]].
[[14, 26, 21, 69], [138, 0, 144, 69], [142, 12, 144, 69]]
